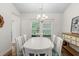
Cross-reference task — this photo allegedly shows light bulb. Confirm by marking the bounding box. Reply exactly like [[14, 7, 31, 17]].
[[42, 14, 48, 19], [36, 14, 41, 19], [42, 14, 46, 17], [36, 14, 48, 20]]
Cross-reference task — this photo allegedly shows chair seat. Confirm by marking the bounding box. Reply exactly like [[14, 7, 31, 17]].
[[52, 49, 59, 56]]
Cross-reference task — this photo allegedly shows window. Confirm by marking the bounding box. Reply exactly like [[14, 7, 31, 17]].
[[32, 20, 51, 37], [32, 20, 40, 37], [43, 20, 51, 37]]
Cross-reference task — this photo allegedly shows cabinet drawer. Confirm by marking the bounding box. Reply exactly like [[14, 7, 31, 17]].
[[77, 38, 79, 42], [67, 36, 71, 39], [71, 40, 76, 45], [76, 41, 79, 46], [69, 36, 76, 40], [64, 35, 69, 38]]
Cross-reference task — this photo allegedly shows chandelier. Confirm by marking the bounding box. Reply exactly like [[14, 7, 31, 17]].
[[36, 4, 48, 22], [36, 14, 48, 20]]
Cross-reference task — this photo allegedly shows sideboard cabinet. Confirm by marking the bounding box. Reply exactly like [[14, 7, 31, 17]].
[[62, 33, 79, 56]]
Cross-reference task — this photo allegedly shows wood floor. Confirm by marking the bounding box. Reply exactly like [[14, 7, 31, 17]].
[[3, 50, 12, 56], [5, 43, 76, 56], [6, 48, 70, 56]]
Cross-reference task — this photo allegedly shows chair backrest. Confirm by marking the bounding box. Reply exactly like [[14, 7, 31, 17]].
[[15, 36, 23, 56], [24, 48, 52, 56], [52, 35, 56, 42], [22, 34, 27, 44], [55, 37, 63, 56]]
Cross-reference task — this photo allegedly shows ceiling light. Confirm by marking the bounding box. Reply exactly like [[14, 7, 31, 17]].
[[36, 4, 48, 21]]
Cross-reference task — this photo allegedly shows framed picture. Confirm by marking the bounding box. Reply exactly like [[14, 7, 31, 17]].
[[71, 16, 79, 34], [0, 15, 4, 28]]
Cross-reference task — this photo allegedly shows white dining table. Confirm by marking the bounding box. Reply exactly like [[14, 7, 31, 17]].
[[23, 37, 54, 50], [22, 37, 54, 56]]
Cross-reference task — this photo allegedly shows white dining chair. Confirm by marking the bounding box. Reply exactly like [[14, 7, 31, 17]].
[[22, 34, 27, 44], [21, 47, 26, 56], [51, 34, 56, 42], [52, 36, 63, 56], [15, 36, 23, 56]]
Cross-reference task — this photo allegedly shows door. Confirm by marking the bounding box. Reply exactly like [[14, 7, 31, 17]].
[[11, 14, 21, 43]]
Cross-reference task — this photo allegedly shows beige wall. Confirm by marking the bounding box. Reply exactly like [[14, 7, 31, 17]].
[[63, 3, 79, 33], [63, 3, 79, 52], [21, 13, 63, 39], [0, 3, 20, 55]]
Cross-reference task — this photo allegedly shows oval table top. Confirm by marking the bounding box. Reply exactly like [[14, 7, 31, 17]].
[[23, 37, 54, 50]]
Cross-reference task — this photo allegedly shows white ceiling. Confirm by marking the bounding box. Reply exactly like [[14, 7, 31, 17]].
[[13, 3, 70, 13]]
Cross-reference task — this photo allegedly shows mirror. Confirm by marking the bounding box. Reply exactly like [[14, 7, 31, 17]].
[[0, 15, 4, 28], [71, 16, 79, 34]]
